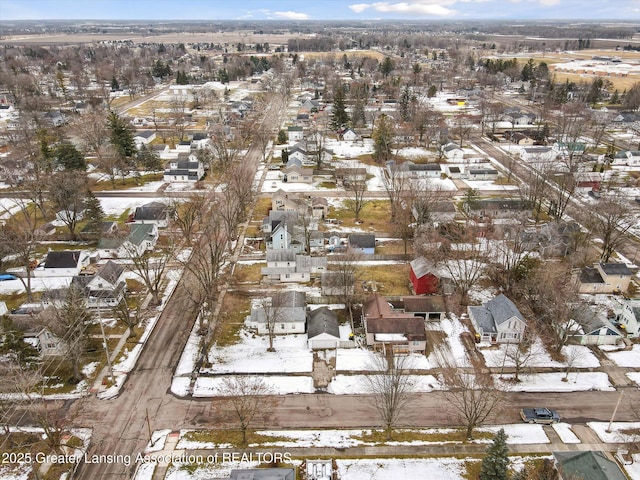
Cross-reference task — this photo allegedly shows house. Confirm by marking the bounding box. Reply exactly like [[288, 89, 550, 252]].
[[409, 257, 440, 295], [40, 250, 90, 277], [287, 144, 309, 164], [245, 291, 306, 335], [615, 299, 640, 337], [341, 128, 359, 142], [81, 220, 118, 238], [261, 249, 327, 282], [163, 156, 205, 182], [462, 167, 499, 181], [335, 167, 367, 186], [565, 305, 623, 346], [44, 111, 67, 127], [387, 160, 442, 179], [311, 197, 329, 219], [133, 130, 156, 147], [520, 146, 556, 164], [131, 202, 171, 228], [321, 271, 354, 297], [271, 190, 310, 215], [553, 451, 627, 480], [268, 217, 303, 252], [401, 295, 446, 321], [468, 294, 527, 343], [441, 143, 464, 161], [348, 234, 375, 254], [577, 263, 634, 294], [98, 223, 159, 258], [282, 163, 313, 183], [8, 306, 66, 357], [307, 307, 341, 349], [71, 261, 127, 308], [287, 125, 304, 142], [362, 293, 426, 354]]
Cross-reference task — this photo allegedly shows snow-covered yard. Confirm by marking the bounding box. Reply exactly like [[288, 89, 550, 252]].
[[604, 344, 640, 368], [481, 339, 600, 369], [495, 372, 614, 392], [328, 374, 442, 394], [192, 375, 315, 397], [203, 330, 313, 374]]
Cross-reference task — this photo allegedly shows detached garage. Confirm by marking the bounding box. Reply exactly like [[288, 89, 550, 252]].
[[308, 307, 340, 350]]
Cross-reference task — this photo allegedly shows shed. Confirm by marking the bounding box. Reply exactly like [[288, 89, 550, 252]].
[[409, 257, 440, 295]]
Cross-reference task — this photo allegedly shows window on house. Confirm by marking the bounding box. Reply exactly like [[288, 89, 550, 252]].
[[281, 324, 285, 329]]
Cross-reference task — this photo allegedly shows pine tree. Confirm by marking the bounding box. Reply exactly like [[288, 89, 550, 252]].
[[372, 114, 394, 163], [479, 428, 509, 480], [331, 85, 349, 131], [83, 190, 105, 235]]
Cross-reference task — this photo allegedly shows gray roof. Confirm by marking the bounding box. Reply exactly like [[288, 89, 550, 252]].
[[247, 291, 306, 325], [134, 202, 168, 221], [128, 223, 156, 247], [469, 168, 498, 175], [484, 294, 524, 325], [600, 263, 633, 276], [307, 307, 340, 339], [580, 266, 605, 284], [553, 451, 627, 480], [266, 249, 297, 262], [44, 250, 83, 269], [97, 260, 124, 285], [349, 234, 375, 249], [469, 305, 496, 333]]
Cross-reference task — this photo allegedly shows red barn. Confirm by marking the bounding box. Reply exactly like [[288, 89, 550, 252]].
[[409, 257, 440, 295]]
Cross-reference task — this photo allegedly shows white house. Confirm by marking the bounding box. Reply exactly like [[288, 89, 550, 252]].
[[287, 125, 304, 142], [98, 223, 158, 258], [132, 202, 171, 228], [133, 130, 157, 147], [71, 261, 127, 308], [39, 250, 90, 277], [245, 291, 307, 335], [615, 299, 640, 337], [163, 156, 205, 182], [468, 294, 527, 344], [441, 143, 464, 161], [261, 249, 327, 282]]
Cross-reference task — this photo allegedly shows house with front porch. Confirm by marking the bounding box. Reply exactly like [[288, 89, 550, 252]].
[[245, 291, 307, 335], [71, 260, 127, 308], [362, 293, 427, 355], [261, 249, 327, 282], [468, 294, 527, 343]]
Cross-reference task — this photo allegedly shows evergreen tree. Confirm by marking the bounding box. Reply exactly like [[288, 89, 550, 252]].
[[108, 111, 136, 160], [0, 317, 39, 368], [111, 76, 120, 91], [281, 148, 289, 164], [479, 428, 509, 480], [351, 98, 366, 128], [372, 114, 394, 163], [137, 144, 163, 172], [380, 57, 394, 78], [55, 142, 87, 171], [277, 129, 287, 145], [331, 85, 349, 131], [427, 85, 438, 98], [399, 85, 413, 122], [83, 190, 105, 235]]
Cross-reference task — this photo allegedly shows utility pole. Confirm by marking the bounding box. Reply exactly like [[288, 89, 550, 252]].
[[607, 389, 624, 433]]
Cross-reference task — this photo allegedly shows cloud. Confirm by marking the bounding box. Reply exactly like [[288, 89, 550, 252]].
[[273, 10, 310, 20], [349, 1, 456, 16]]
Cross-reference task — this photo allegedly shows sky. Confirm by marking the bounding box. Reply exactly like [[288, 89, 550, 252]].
[[1, 0, 639, 22]]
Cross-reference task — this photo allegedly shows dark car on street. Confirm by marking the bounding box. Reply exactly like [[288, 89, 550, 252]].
[[520, 407, 560, 424]]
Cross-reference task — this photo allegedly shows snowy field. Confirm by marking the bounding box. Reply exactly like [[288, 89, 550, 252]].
[[98, 196, 170, 216], [495, 372, 614, 392], [481, 339, 600, 369], [588, 422, 640, 443], [552, 423, 581, 443], [203, 330, 313, 374], [327, 374, 442, 394], [192, 375, 315, 397]]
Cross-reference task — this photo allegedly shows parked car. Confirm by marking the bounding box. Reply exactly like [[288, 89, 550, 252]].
[[520, 407, 560, 424], [0, 273, 17, 281]]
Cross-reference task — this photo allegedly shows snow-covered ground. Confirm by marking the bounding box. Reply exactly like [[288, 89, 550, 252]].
[[192, 375, 315, 397], [495, 372, 614, 392], [604, 344, 640, 368], [588, 422, 640, 443], [552, 423, 581, 443], [203, 330, 313, 374], [327, 374, 442, 394], [338, 457, 469, 479], [98, 196, 170, 216], [481, 339, 600, 369]]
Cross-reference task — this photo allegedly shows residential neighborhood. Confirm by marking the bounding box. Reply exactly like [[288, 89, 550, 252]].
[[1, 9, 640, 480]]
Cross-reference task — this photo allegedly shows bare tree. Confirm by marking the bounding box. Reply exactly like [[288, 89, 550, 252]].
[[112, 295, 142, 341], [443, 372, 503, 440], [261, 292, 287, 352], [218, 376, 275, 446], [382, 161, 408, 222], [47, 171, 88, 239], [344, 179, 369, 222], [365, 353, 417, 440], [332, 248, 362, 331], [124, 242, 172, 306], [501, 339, 539, 382], [171, 193, 209, 245], [488, 219, 534, 295], [49, 284, 91, 384], [585, 194, 634, 262]]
